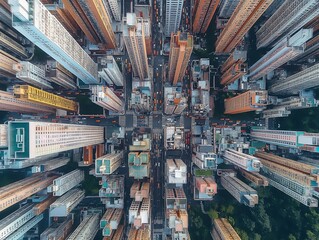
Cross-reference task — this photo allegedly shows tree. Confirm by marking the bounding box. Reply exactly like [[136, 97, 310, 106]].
[[208, 209, 219, 219]]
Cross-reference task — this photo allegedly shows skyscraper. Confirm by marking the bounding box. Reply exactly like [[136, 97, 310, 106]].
[[8, 121, 104, 159], [249, 29, 312, 81], [168, 32, 193, 85], [256, 0, 319, 49], [269, 63, 319, 95], [9, 0, 99, 84], [103, 0, 121, 21], [215, 0, 273, 53], [98, 56, 124, 86], [165, 0, 184, 36], [218, 0, 240, 19], [90, 85, 124, 113], [61, 0, 117, 48], [224, 90, 268, 114], [193, 0, 220, 33], [250, 129, 319, 152], [123, 13, 149, 80]]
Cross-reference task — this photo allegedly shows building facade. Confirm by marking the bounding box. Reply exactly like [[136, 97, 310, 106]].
[[123, 13, 149, 80], [192, 0, 220, 33], [165, 0, 183, 36], [168, 32, 193, 85]]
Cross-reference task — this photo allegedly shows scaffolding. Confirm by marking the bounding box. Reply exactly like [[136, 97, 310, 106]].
[[67, 214, 99, 240], [13, 85, 78, 111], [9, 0, 99, 84], [14, 61, 53, 89], [51, 169, 84, 196], [256, 0, 319, 48], [0, 90, 55, 114]]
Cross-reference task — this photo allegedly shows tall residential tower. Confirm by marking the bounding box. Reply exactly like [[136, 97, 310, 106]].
[[123, 13, 149, 80], [168, 32, 193, 85]]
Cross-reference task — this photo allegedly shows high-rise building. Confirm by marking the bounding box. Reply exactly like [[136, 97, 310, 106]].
[[166, 159, 187, 185], [40, 215, 74, 240], [130, 89, 152, 114], [8, 121, 104, 159], [256, 0, 319, 49], [221, 175, 258, 207], [223, 149, 261, 172], [67, 214, 100, 240], [192, 0, 220, 33], [191, 58, 212, 116], [164, 126, 185, 150], [13, 85, 78, 112], [256, 151, 318, 207], [250, 129, 319, 152], [9, 0, 99, 84], [95, 152, 123, 175], [194, 177, 217, 200], [13, 61, 53, 89], [192, 145, 217, 169], [262, 92, 319, 119], [269, 63, 319, 95], [220, 59, 247, 85], [164, 86, 188, 115], [128, 198, 150, 227], [50, 189, 85, 217], [0, 203, 44, 240], [218, 0, 240, 19], [61, 0, 116, 48], [211, 218, 241, 240], [50, 169, 84, 196], [0, 50, 19, 78], [215, 0, 273, 53], [0, 124, 8, 148], [123, 13, 149, 80], [249, 29, 313, 81], [100, 208, 123, 237], [238, 168, 269, 187], [128, 152, 150, 179], [135, 3, 152, 55], [90, 85, 124, 113], [103, 0, 121, 21], [166, 188, 187, 210], [165, 0, 183, 36], [0, 174, 58, 212], [98, 56, 124, 87], [99, 175, 124, 209], [45, 60, 77, 90], [130, 181, 150, 201], [224, 90, 268, 114], [168, 32, 193, 85]]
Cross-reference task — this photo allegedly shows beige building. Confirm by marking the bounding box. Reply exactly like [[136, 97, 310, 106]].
[[123, 13, 149, 80], [168, 32, 193, 85]]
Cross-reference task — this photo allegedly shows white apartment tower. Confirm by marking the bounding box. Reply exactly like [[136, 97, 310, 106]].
[[90, 85, 124, 113], [165, 0, 184, 36], [98, 56, 124, 86], [123, 13, 149, 80], [8, 121, 104, 159]]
